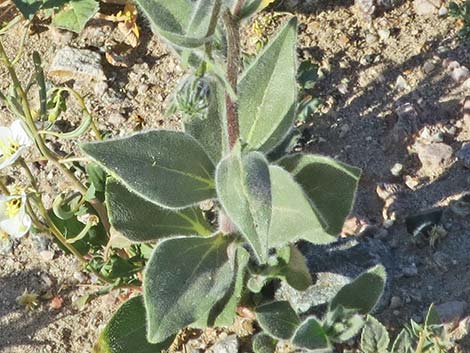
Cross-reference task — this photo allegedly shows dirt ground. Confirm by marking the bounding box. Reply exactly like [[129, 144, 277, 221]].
[[1, 0, 470, 352]]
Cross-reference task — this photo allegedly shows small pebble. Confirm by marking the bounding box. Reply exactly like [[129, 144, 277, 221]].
[[390, 163, 404, 176], [390, 296, 402, 309], [423, 60, 435, 74]]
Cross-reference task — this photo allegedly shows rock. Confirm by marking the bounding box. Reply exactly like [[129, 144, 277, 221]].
[[49, 47, 106, 83], [404, 175, 420, 190], [276, 237, 393, 314], [395, 75, 410, 90], [378, 28, 391, 40], [423, 60, 436, 74], [401, 263, 418, 277], [339, 124, 350, 138], [451, 66, 470, 83], [108, 112, 126, 126], [413, 0, 441, 15], [385, 103, 419, 148], [93, 81, 109, 96], [39, 250, 55, 261], [390, 163, 404, 176], [458, 142, 470, 168], [435, 301, 467, 324], [365, 33, 379, 44], [438, 5, 448, 16], [389, 296, 402, 309], [210, 335, 239, 353], [414, 142, 453, 176]]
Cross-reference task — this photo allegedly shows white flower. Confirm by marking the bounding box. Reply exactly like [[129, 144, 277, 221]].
[[0, 193, 32, 239], [0, 120, 32, 169]]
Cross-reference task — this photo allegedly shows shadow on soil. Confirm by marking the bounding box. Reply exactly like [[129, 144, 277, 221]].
[[0, 267, 76, 352]]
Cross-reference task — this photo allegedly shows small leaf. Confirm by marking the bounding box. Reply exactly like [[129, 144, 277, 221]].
[[269, 166, 336, 247], [292, 317, 331, 351], [106, 179, 212, 241], [323, 306, 364, 343], [279, 154, 361, 235], [52, 0, 99, 33], [94, 296, 174, 353], [216, 147, 272, 263], [331, 265, 386, 315], [81, 130, 216, 209], [391, 329, 414, 353], [256, 301, 300, 340], [184, 77, 228, 164], [238, 17, 298, 153], [425, 304, 441, 327], [360, 315, 390, 353], [11, 0, 44, 19], [252, 332, 277, 353], [87, 163, 107, 193], [135, 0, 218, 48], [144, 234, 235, 343], [276, 245, 312, 291]]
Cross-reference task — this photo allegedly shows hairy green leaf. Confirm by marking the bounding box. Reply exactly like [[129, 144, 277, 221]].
[[11, 0, 44, 19], [292, 317, 331, 352], [425, 304, 441, 326], [135, 0, 218, 48], [52, 0, 99, 33], [256, 301, 300, 340], [323, 306, 364, 343], [279, 154, 361, 235], [269, 166, 336, 247], [144, 234, 235, 343], [216, 148, 272, 263], [184, 78, 227, 164], [106, 179, 212, 241], [94, 296, 174, 353], [331, 265, 386, 315], [276, 245, 312, 291], [238, 17, 298, 153], [213, 246, 250, 327], [252, 332, 277, 353], [360, 315, 390, 353], [391, 329, 414, 353], [81, 130, 216, 209]]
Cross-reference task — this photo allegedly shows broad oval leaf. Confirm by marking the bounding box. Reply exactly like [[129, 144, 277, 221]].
[[256, 301, 300, 340], [144, 234, 235, 343], [331, 265, 386, 315], [238, 17, 297, 153], [252, 332, 277, 353], [93, 296, 174, 353], [81, 130, 216, 209], [269, 166, 336, 247], [106, 179, 212, 241], [292, 317, 331, 352], [360, 315, 390, 353], [216, 148, 272, 263], [279, 154, 361, 235]]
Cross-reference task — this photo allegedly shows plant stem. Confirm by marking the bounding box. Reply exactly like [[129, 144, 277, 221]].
[[0, 39, 110, 234], [37, 199, 113, 284], [223, 8, 242, 149]]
